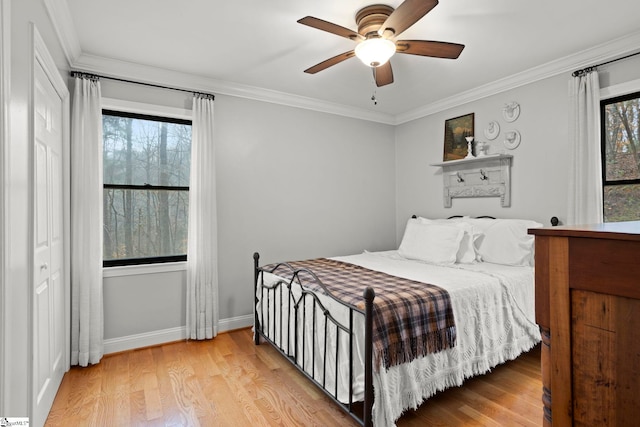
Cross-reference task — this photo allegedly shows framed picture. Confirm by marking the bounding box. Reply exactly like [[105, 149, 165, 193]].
[[443, 113, 474, 161]]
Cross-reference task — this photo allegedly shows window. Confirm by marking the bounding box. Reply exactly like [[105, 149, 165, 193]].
[[601, 92, 640, 222], [102, 110, 192, 266]]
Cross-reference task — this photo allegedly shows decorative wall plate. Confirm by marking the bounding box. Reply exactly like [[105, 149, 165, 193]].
[[503, 102, 520, 122], [483, 121, 500, 140], [503, 129, 521, 150]]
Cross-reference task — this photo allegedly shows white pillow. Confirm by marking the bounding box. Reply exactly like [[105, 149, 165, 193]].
[[398, 221, 464, 265], [418, 217, 480, 263], [453, 221, 481, 263], [470, 219, 543, 266]]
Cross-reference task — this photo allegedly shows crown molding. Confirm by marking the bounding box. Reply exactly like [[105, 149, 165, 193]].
[[395, 30, 640, 124], [47, 0, 640, 126], [44, 0, 81, 64], [71, 52, 396, 125]]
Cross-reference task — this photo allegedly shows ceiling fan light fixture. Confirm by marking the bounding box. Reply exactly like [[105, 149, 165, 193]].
[[355, 37, 396, 67]]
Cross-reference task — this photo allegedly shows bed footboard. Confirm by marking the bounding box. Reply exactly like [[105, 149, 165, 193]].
[[253, 252, 375, 427]]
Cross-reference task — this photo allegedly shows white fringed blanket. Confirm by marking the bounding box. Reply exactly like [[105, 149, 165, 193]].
[[257, 250, 541, 427]]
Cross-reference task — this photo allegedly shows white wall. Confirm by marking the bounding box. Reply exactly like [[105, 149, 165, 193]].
[[395, 57, 640, 243], [99, 80, 397, 346], [215, 95, 397, 312], [0, 0, 9, 416], [600, 54, 640, 90], [103, 267, 186, 340]]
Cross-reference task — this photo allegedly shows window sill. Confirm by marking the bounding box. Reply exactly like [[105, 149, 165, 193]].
[[103, 261, 187, 278]]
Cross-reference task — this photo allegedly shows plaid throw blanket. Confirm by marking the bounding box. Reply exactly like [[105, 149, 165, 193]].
[[264, 258, 456, 371]]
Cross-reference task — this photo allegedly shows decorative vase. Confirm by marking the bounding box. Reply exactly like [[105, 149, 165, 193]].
[[465, 136, 475, 159]]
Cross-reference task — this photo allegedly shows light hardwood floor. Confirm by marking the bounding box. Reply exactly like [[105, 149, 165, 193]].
[[46, 328, 543, 426]]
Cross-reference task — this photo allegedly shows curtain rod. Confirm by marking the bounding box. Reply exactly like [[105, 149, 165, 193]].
[[572, 51, 640, 77], [70, 70, 215, 100]]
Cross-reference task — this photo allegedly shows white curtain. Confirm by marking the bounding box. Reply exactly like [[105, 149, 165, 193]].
[[70, 75, 104, 366], [567, 70, 603, 225], [186, 94, 219, 340]]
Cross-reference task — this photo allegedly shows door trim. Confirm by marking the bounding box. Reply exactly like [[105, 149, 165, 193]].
[[29, 23, 71, 422], [0, 0, 11, 415]]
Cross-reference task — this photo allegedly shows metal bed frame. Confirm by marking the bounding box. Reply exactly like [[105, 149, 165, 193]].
[[253, 252, 375, 427]]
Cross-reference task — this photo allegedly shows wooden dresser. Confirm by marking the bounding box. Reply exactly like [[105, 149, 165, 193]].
[[530, 222, 640, 427]]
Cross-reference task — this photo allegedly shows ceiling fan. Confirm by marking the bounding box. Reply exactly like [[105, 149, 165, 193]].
[[298, 0, 465, 87]]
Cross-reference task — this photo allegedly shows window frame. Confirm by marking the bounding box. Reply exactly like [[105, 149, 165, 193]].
[[101, 100, 192, 268], [600, 83, 640, 222], [600, 91, 640, 186]]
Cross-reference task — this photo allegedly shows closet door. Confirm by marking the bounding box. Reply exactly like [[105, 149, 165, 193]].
[[32, 33, 68, 426]]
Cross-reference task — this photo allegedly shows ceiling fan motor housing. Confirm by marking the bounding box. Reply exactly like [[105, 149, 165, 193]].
[[356, 4, 394, 37]]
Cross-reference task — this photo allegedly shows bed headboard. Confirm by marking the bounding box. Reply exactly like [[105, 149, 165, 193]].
[[411, 214, 560, 226]]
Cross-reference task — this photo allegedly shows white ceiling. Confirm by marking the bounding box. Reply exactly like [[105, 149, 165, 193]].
[[62, 0, 640, 121]]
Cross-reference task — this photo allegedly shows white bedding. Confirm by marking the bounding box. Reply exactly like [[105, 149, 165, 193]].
[[256, 250, 541, 427]]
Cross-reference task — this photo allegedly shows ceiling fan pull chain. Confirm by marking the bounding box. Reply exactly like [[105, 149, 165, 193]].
[[371, 69, 378, 105]]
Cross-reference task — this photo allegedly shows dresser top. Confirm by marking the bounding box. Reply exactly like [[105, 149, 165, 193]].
[[529, 221, 640, 241]]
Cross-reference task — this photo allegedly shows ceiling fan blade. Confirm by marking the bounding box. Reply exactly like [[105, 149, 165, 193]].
[[378, 0, 439, 37], [374, 62, 394, 87], [304, 50, 356, 74], [298, 16, 364, 41], [396, 40, 465, 59]]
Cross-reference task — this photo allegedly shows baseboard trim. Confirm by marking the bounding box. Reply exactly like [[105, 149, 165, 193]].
[[103, 314, 254, 354], [218, 313, 254, 333]]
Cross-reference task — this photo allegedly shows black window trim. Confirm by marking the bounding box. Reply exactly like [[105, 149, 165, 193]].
[[102, 108, 192, 268], [103, 108, 192, 126], [103, 255, 187, 268], [103, 183, 189, 192]]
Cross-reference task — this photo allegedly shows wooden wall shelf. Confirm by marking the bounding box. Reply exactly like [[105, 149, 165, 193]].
[[431, 154, 512, 207]]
